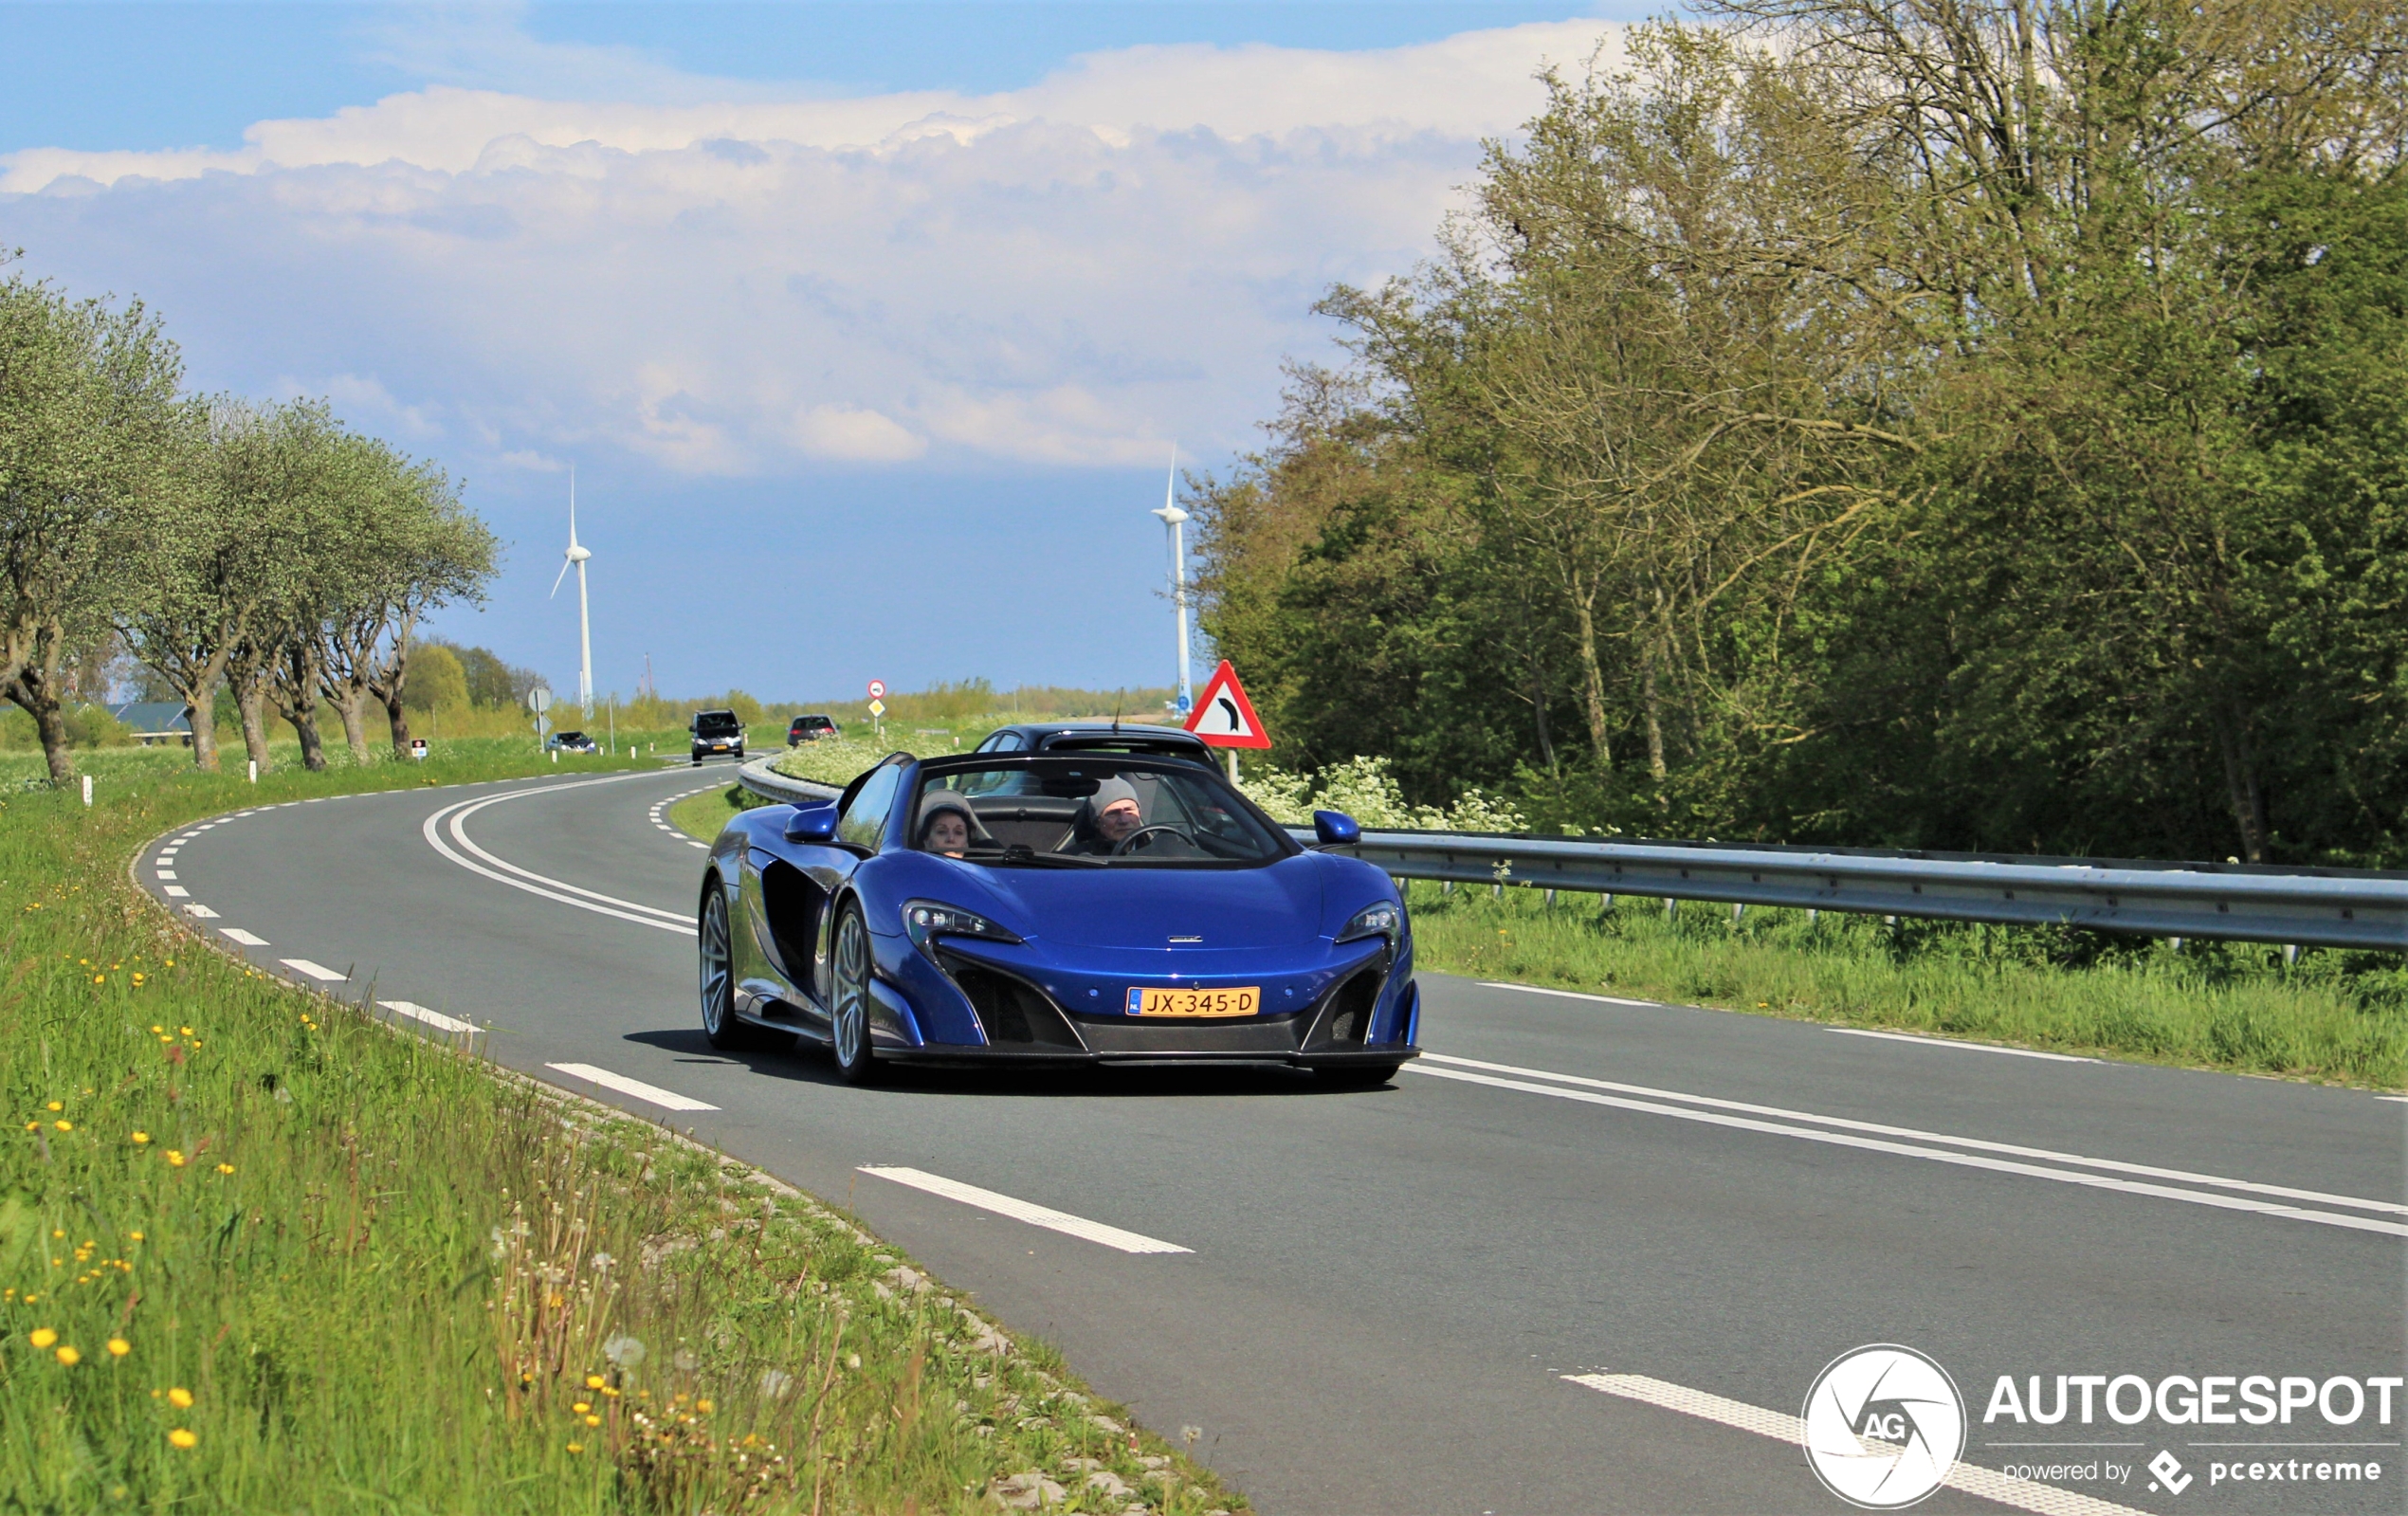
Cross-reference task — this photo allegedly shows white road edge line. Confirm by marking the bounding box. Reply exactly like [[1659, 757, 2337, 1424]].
[[1564, 1373, 2146, 1516], [859, 1165, 1193, 1255], [1409, 1065, 2407, 1236], [1480, 981, 1660, 1007], [280, 959, 347, 983], [544, 1063, 718, 1112], [1419, 1052, 2407, 1216], [418, 776, 696, 935], [1830, 1027, 2097, 1062], [380, 1000, 477, 1034], [218, 928, 268, 947]]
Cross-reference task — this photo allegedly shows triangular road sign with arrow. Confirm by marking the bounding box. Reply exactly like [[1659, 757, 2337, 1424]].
[[1184, 660, 1271, 749]]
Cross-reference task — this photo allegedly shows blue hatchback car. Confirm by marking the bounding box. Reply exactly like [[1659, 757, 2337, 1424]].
[[697, 749, 1418, 1086]]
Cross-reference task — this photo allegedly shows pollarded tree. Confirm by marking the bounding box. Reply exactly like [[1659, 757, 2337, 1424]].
[[0, 265, 185, 782]]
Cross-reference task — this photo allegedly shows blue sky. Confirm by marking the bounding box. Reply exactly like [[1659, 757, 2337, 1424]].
[[1, 2, 1638, 703]]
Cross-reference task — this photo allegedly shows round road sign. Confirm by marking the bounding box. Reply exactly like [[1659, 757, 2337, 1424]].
[[528, 686, 553, 714], [867, 680, 886, 700]]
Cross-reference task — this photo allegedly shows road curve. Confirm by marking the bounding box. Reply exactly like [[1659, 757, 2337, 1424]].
[[139, 767, 2404, 1514]]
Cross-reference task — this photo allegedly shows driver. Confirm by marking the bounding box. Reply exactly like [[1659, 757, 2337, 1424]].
[[917, 791, 980, 858], [1064, 776, 1144, 854]]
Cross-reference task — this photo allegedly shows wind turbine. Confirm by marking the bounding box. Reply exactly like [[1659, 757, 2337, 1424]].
[[1149, 443, 1193, 719], [548, 468, 594, 715]]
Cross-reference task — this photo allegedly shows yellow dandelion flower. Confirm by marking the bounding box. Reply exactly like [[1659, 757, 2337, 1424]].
[[179, 1027, 192, 1036], [164, 959, 173, 967], [165, 1151, 185, 1167], [216, 1162, 234, 1175], [92, 976, 102, 984], [571, 1401, 591, 1415], [131, 1132, 149, 1144], [696, 1398, 713, 1413], [150, 1026, 163, 1034], [128, 1232, 142, 1243], [586, 1374, 605, 1390], [168, 1429, 196, 1450], [583, 1414, 601, 1427], [106, 1339, 129, 1357], [28, 1329, 56, 1349], [21, 1123, 33, 1132], [168, 1387, 192, 1408], [45, 1103, 60, 1112], [566, 1442, 585, 1453], [53, 1121, 70, 1133], [54, 1345, 79, 1365]]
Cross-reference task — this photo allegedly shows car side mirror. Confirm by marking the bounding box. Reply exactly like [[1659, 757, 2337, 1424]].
[[1313, 809, 1362, 848], [784, 802, 840, 844]]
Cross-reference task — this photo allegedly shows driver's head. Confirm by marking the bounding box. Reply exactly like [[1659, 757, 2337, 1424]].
[[1088, 776, 1141, 845]]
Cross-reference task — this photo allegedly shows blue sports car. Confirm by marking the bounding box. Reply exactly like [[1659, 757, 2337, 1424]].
[[696, 749, 1419, 1085]]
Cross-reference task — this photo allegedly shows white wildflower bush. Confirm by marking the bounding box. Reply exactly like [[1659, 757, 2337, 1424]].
[[1238, 755, 1527, 833]]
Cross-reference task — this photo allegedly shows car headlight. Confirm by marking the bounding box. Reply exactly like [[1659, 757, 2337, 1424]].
[[903, 900, 1023, 955], [1336, 900, 1404, 946]]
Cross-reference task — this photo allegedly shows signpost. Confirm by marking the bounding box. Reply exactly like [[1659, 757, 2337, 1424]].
[[867, 682, 887, 740], [1183, 660, 1269, 781], [410, 738, 429, 761], [528, 685, 553, 750]]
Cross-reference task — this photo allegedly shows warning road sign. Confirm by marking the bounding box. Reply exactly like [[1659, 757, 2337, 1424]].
[[1183, 661, 1270, 749]]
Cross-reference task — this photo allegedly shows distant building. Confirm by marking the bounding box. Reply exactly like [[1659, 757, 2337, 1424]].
[[108, 702, 193, 746]]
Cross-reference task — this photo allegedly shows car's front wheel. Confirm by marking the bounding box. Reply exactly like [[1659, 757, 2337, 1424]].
[[698, 885, 752, 1050], [828, 902, 879, 1084]]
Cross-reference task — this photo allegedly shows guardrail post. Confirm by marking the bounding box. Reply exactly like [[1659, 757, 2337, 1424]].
[[1665, 897, 1677, 922], [2284, 943, 2299, 965], [1600, 892, 1614, 917], [1730, 903, 1744, 924], [1544, 888, 1556, 907], [1806, 908, 1817, 924]]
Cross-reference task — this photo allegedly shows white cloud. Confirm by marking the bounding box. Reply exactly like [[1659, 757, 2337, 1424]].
[[0, 19, 1623, 475]]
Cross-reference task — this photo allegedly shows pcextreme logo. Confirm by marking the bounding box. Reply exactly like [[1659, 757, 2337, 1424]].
[[1802, 1345, 1967, 1508]]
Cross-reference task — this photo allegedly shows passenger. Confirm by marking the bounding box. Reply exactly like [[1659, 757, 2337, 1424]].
[[917, 791, 979, 858], [1062, 776, 1144, 854]]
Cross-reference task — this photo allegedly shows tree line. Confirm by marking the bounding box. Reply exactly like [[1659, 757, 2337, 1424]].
[[1194, 0, 2406, 865], [0, 255, 497, 781]]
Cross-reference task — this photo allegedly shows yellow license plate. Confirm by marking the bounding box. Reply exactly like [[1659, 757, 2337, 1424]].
[[1126, 986, 1259, 1018]]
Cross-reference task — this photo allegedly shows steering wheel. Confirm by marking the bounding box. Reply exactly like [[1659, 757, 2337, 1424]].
[[1113, 824, 1198, 856]]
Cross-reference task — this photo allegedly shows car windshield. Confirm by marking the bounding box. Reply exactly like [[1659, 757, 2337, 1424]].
[[912, 758, 1289, 867], [555, 732, 585, 742], [694, 713, 739, 734]]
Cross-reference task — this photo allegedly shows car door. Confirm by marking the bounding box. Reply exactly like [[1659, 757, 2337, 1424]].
[[738, 760, 902, 1033]]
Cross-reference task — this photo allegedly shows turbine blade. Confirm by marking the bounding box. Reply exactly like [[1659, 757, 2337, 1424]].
[[549, 557, 572, 599]]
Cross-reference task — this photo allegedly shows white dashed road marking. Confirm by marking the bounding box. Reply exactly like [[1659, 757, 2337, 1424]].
[[1563, 1373, 2146, 1516], [1830, 1026, 2097, 1062], [280, 959, 347, 983], [162, 886, 189, 898], [859, 1165, 1193, 1255], [544, 1063, 718, 1112], [181, 904, 218, 919], [218, 928, 268, 946], [1412, 1058, 2407, 1235], [381, 1000, 476, 1034], [155, 870, 175, 880]]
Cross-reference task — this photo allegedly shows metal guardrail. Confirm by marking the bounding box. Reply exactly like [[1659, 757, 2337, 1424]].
[[735, 756, 842, 805], [1334, 831, 2406, 953], [736, 755, 2399, 951]]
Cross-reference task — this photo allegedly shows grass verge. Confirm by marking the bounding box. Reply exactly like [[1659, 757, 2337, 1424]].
[[1407, 883, 2408, 1088], [0, 747, 1239, 1512]]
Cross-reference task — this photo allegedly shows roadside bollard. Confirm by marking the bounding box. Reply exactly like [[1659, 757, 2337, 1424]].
[[81, 776, 92, 807], [247, 759, 257, 783]]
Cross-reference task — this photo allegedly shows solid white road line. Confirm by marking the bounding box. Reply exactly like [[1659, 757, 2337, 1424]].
[[1831, 1026, 2097, 1063], [419, 776, 696, 935], [280, 958, 347, 983], [380, 1000, 476, 1034], [1420, 1052, 2407, 1216], [1480, 982, 1661, 1007], [218, 928, 268, 946], [1563, 1374, 2145, 1516], [858, 1165, 1193, 1255], [1411, 1063, 2407, 1236], [544, 1063, 718, 1112]]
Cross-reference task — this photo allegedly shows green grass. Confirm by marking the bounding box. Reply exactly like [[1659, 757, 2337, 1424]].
[[1407, 884, 2408, 1088], [0, 747, 1240, 1512]]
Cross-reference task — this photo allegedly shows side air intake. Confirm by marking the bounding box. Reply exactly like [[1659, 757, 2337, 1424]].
[[1313, 959, 1388, 1046], [937, 952, 1085, 1050]]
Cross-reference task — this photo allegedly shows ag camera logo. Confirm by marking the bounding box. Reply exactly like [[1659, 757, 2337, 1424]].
[[1802, 1345, 1966, 1508]]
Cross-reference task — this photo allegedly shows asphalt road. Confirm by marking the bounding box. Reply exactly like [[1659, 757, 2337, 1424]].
[[140, 765, 2406, 1515]]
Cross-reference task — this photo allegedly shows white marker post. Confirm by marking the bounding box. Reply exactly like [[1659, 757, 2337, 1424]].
[[247, 759, 257, 784], [81, 776, 92, 807]]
